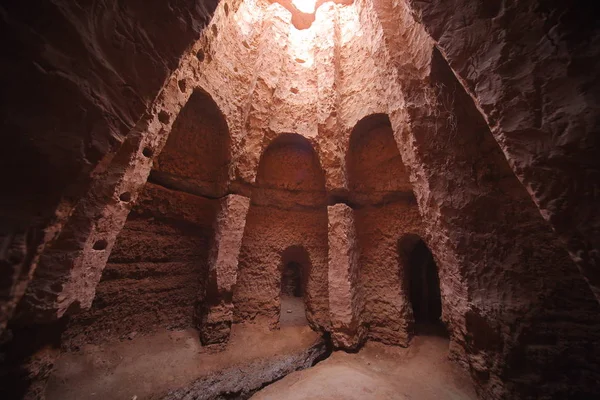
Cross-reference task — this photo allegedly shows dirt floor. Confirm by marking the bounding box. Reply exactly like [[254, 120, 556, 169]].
[[280, 295, 308, 327], [47, 316, 476, 400], [46, 323, 321, 400], [252, 334, 477, 400]]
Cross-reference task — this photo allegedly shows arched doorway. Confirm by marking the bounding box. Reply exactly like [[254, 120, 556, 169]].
[[408, 240, 441, 324], [234, 134, 329, 330], [346, 114, 423, 346], [281, 262, 302, 298], [279, 246, 311, 327], [399, 235, 443, 333]]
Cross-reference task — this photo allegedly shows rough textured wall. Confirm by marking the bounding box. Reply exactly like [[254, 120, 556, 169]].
[[0, 0, 219, 333], [63, 183, 218, 349], [200, 194, 249, 345], [234, 134, 329, 330], [347, 117, 425, 346], [252, 135, 327, 209], [3, 1, 599, 399], [61, 81, 233, 348], [354, 203, 423, 344], [404, 0, 600, 300], [14, 132, 148, 324], [2, 39, 229, 394], [327, 203, 364, 348], [18, 84, 230, 326], [394, 47, 600, 399], [153, 89, 231, 198], [235, 206, 329, 329], [339, 2, 600, 397]]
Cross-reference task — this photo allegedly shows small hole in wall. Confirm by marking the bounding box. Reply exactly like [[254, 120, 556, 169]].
[[211, 25, 218, 36], [295, 58, 305, 64], [234, 67, 239, 73], [142, 147, 154, 158], [197, 50, 205, 62], [119, 192, 132, 202], [93, 240, 108, 251], [178, 79, 187, 93], [291, 87, 299, 94], [224, 3, 229, 16], [158, 110, 170, 124]]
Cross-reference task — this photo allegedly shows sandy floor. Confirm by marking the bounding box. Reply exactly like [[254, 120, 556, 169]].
[[252, 334, 477, 400], [46, 324, 320, 400], [47, 316, 476, 400], [280, 295, 308, 327]]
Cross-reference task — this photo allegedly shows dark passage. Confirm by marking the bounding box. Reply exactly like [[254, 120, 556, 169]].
[[408, 240, 442, 325], [280, 247, 310, 327], [282, 262, 303, 297]]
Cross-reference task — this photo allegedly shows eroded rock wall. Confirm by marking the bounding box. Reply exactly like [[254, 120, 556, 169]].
[[152, 89, 231, 198], [354, 203, 423, 345], [0, 0, 219, 333], [235, 205, 329, 327], [234, 135, 329, 330], [59, 69, 234, 348], [63, 183, 218, 349], [16, 64, 232, 328], [347, 119, 425, 345], [200, 194, 250, 345], [327, 204, 364, 348], [394, 47, 600, 399], [404, 0, 600, 300], [355, 0, 600, 397], [4, 1, 600, 399]]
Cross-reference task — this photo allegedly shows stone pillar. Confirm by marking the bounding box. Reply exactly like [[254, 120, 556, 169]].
[[327, 204, 365, 349], [199, 194, 250, 345]]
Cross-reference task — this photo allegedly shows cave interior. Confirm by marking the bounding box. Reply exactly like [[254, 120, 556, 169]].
[[1, 0, 600, 399]]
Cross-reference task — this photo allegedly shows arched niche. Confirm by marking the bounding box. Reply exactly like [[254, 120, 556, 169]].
[[347, 114, 413, 205], [234, 133, 329, 331], [252, 133, 327, 208], [151, 88, 231, 198], [346, 114, 423, 346], [61, 88, 231, 346]]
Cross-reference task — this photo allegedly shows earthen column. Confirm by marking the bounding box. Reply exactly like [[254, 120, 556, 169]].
[[327, 204, 365, 349], [199, 194, 250, 345]]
